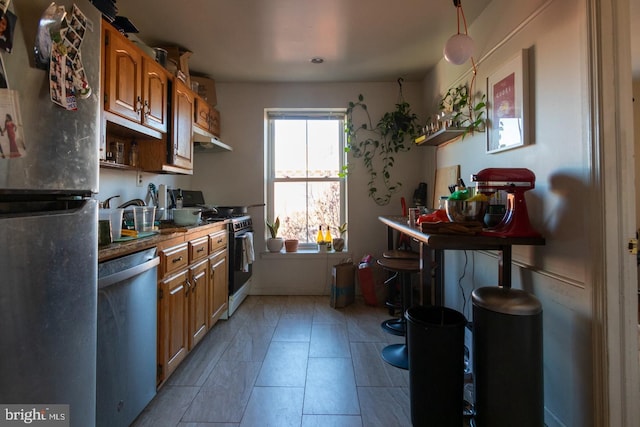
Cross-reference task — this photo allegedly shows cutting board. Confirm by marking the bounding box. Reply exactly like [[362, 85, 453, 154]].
[[433, 165, 460, 208]]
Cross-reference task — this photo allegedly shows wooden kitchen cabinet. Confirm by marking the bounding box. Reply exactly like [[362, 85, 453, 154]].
[[156, 223, 229, 386], [170, 79, 195, 171], [194, 95, 221, 137], [102, 22, 169, 138], [188, 259, 208, 349], [135, 78, 194, 175], [158, 269, 189, 381], [208, 229, 228, 327]]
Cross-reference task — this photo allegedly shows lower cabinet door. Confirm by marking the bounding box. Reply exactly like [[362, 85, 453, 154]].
[[159, 270, 189, 382], [189, 259, 209, 349], [208, 249, 228, 327]]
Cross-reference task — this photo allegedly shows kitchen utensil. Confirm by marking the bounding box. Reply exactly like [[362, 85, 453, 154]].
[[133, 206, 156, 231], [148, 183, 158, 206], [444, 199, 488, 223], [99, 208, 124, 239], [471, 168, 541, 237], [172, 208, 202, 226]]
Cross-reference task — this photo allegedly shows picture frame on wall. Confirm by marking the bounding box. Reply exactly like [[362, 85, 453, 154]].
[[486, 49, 530, 154]]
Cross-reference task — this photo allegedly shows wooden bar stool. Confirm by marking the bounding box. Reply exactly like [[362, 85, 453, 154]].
[[377, 257, 420, 369]]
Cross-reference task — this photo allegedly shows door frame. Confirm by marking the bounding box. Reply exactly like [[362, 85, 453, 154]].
[[591, 0, 640, 425]]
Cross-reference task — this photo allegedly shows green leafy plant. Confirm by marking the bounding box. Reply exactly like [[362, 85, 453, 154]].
[[344, 93, 421, 206], [438, 84, 486, 138], [266, 217, 280, 238], [337, 223, 347, 237]]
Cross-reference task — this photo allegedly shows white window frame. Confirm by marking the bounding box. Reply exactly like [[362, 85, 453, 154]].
[[265, 108, 347, 250]]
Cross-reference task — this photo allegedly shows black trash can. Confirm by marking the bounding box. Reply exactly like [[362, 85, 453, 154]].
[[472, 287, 543, 427], [406, 305, 467, 427]]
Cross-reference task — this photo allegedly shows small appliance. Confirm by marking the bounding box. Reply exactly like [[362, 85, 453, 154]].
[[471, 168, 541, 237]]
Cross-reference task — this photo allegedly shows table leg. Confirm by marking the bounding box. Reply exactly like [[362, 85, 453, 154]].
[[498, 245, 512, 288], [434, 249, 444, 306], [387, 226, 394, 250]]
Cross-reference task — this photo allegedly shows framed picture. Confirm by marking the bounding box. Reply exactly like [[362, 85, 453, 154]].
[[486, 49, 530, 153]]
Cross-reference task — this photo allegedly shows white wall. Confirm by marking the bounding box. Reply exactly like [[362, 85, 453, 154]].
[[422, 0, 594, 425], [190, 82, 430, 295], [98, 168, 191, 207]]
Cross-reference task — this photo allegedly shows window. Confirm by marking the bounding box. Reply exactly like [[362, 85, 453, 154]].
[[266, 109, 346, 249]]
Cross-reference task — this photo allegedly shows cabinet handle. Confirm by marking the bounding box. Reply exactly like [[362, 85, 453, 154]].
[[135, 96, 143, 114], [192, 276, 198, 290], [185, 279, 191, 295], [197, 247, 205, 253], [172, 256, 183, 264], [217, 238, 223, 244], [143, 100, 150, 118]]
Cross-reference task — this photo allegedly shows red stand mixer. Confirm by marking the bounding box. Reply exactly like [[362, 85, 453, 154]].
[[471, 168, 542, 237]]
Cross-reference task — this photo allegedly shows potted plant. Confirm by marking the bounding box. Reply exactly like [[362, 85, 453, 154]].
[[343, 81, 422, 206], [438, 84, 486, 138], [333, 223, 347, 252], [266, 217, 284, 252], [284, 239, 299, 252]]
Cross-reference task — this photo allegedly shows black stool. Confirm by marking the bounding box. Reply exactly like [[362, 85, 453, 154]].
[[380, 250, 419, 335], [377, 257, 420, 369]]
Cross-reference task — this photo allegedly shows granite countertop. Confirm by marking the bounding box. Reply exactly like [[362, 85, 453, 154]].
[[98, 221, 229, 263]]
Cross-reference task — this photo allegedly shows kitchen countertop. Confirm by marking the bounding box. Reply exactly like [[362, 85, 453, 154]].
[[98, 221, 230, 263]]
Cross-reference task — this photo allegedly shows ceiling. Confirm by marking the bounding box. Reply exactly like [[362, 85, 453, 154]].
[[115, 0, 640, 83], [114, 0, 492, 83]]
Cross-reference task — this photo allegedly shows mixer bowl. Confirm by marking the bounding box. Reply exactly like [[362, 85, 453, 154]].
[[445, 200, 488, 223]]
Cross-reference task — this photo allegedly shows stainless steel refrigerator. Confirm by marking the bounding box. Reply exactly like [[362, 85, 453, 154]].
[[0, 1, 101, 426]]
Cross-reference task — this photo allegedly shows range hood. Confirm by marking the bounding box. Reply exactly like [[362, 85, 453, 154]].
[[193, 126, 232, 152]]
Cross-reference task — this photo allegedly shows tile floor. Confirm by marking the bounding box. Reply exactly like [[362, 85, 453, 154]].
[[132, 295, 416, 427]]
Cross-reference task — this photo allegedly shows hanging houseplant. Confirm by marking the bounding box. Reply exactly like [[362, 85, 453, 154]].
[[344, 79, 421, 206]]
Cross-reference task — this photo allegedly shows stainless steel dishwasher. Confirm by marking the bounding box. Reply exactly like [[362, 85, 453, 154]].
[[97, 248, 159, 427]]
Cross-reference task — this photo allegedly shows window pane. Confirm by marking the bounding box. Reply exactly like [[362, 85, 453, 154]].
[[274, 120, 307, 178], [308, 120, 341, 178], [274, 181, 341, 243]]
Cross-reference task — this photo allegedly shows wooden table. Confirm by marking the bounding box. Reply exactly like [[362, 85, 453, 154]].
[[378, 216, 545, 305]]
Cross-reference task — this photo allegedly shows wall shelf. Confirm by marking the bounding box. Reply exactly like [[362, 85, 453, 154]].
[[99, 161, 138, 171], [415, 127, 466, 146]]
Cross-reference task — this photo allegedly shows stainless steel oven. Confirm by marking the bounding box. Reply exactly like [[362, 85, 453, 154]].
[[225, 215, 253, 317]]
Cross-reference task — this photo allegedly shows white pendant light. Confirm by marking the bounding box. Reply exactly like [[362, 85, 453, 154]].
[[443, 33, 475, 65], [443, 0, 474, 65]]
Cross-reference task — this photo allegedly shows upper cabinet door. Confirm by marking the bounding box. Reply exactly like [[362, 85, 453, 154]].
[[171, 79, 194, 170], [142, 59, 169, 133], [194, 96, 221, 137], [103, 23, 168, 136], [103, 25, 142, 124], [194, 97, 210, 131]]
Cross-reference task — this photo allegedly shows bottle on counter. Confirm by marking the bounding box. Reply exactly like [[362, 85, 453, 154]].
[[175, 189, 183, 209], [324, 226, 332, 250], [316, 225, 324, 245]]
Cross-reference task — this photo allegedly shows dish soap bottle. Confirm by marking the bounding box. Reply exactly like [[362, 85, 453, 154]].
[[324, 226, 332, 250]]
